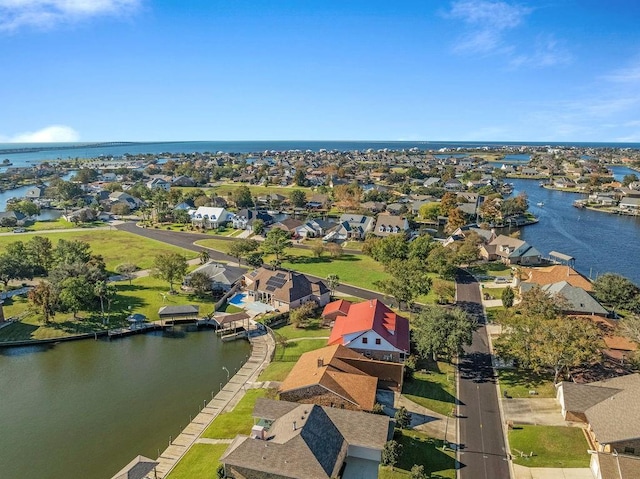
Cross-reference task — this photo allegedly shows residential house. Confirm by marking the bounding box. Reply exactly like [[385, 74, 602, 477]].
[[146, 177, 171, 191], [220, 398, 391, 479], [423, 177, 441, 188], [557, 374, 640, 457], [444, 179, 463, 191], [109, 191, 144, 211], [519, 281, 609, 316], [190, 206, 231, 229], [322, 214, 374, 242], [231, 209, 274, 230], [0, 210, 27, 226], [183, 262, 246, 292], [271, 218, 304, 236], [589, 451, 640, 479], [480, 235, 542, 265], [278, 344, 404, 411], [321, 299, 352, 325], [443, 225, 496, 247], [373, 214, 410, 237], [171, 175, 196, 187], [306, 193, 331, 210], [294, 218, 336, 239], [244, 268, 330, 312], [24, 185, 46, 199], [619, 197, 640, 212], [518, 265, 593, 291], [326, 299, 410, 362], [360, 201, 386, 214]]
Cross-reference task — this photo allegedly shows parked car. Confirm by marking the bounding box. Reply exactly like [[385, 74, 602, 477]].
[[12, 228, 25, 233]]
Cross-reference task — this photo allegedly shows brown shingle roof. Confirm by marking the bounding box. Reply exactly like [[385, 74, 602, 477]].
[[520, 265, 593, 291]]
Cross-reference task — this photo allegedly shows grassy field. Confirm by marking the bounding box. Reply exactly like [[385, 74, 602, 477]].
[[0, 229, 198, 273], [497, 369, 556, 398], [402, 362, 457, 416], [271, 321, 331, 340], [165, 443, 228, 479], [202, 389, 269, 439], [467, 262, 512, 278], [273, 338, 328, 362], [1, 218, 109, 233], [509, 425, 589, 468], [485, 306, 505, 324], [379, 429, 456, 479], [257, 361, 297, 382]]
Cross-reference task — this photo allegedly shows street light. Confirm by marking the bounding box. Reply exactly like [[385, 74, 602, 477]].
[[222, 366, 230, 381]]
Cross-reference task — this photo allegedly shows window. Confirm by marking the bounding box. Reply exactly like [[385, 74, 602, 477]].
[[362, 337, 368, 344], [375, 338, 381, 345]]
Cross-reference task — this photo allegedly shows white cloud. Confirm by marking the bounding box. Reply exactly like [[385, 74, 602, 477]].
[[4, 125, 80, 142], [509, 34, 571, 68], [602, 63, 640, 84], [445, 0, 532, 54], [0, 0, 140, 32]]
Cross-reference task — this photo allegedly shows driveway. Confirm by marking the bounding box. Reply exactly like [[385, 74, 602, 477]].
[[513, 465, 592, 479], [502, 399, 569, 427]]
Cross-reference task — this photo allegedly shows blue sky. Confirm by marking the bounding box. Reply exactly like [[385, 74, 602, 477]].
[[1, 0, 640, 142]]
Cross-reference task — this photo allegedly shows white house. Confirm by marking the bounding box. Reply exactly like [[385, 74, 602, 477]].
[[190, 207, 231, 230]]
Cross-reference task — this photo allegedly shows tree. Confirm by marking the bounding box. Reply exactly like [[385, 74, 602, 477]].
[[289, 189, 307, 208], [152, 252, 188, 293], [289, 302, 317, 328], [53, 239, 92, 266], [622, 173, 639, 187], [26, 236, 53, 275], [28, 281, 57, 323], [394, 406, 411, 429], [294, 169, 306, 186], [7, 200, 40, 217], [252, 219, 265, 236], [59, 276, 93, 319], [413, 305, 476, 361], [245, 252, 264, 268], [0, 252, 33, 289], [620, 313, 640, 344], [233, 186, 254, 208], [410, 465, 427, 479], [326, 274, 340, 298], [502, 286, 515, 308], [432, 279, 456, 304], [261, 229, 292, 267], [188, 271, 212, 298], [227, 239, 259, 265], [426, 245, 457, 280], [73, 168, 99, 184], [593, 273, 639, 312], [374, 259, 431, 310], [439, 192, 458, 216], [115, 263, 138, 285], [369, 234, 409, 265], [445, 208, 466, 234], [382, 440, 401, 469], [94, 280, 117, 321], [419, 202, 440, 220], [199, 249, 210, 264], [311, 243, 325, 258], [325, 242, 343, 258]]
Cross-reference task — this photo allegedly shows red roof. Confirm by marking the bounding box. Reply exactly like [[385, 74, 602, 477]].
[[322, 299, 352, 317], [327, 299, 409, 353]]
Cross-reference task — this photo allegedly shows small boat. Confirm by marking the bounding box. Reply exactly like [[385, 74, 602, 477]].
[[536, 202, 544, 207]]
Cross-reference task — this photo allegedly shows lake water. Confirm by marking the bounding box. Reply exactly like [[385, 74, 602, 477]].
[[0, 327, 250, 479], [509, 175, 640, 284]]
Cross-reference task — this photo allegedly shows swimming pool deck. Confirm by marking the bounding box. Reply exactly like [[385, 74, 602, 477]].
[[115, 327, 276, 479]]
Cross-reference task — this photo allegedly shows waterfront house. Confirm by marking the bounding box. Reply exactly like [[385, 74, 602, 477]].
[[278, 344, 403, 411], [231, 208, 274, 230], [25, 185, 46, 199], [190, 206, 231, 230], [326, 299, 410, 362], [183, 261, 246, 293], [619, 197, 640, 212], [271, 218, 304, 236], [480, 235, 542, 265], [518, 265, 593, 291], [146, 177, 171, 191], [519, 281, 609, 316], [220, 398, 390, 479], [556, 374, 640, 457], [243, 268, 330, 312]]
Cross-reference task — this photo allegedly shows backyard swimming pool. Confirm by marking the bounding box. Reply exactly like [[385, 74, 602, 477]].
[[228, 292, 275, 314]]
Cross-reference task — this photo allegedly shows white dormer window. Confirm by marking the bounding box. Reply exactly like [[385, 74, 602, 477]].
[[379, 225, 384, 232]]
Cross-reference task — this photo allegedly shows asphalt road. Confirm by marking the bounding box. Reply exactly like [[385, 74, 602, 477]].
[[455, 269, 511, 479], [115, 222, 388, 302]]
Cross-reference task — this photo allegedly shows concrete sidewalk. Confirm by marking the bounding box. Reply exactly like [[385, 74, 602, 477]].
[[513, 464, 592, 479]]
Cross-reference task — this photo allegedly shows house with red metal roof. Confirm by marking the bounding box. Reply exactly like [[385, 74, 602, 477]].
[[325, 299, 410, 362]]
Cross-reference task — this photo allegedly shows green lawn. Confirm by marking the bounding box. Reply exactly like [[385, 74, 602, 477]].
[[216, 302, 244, 313], [497, 369, 556, 398], [481, 287, 506, 298], [0, 230, 198, 272], [379, 429, 456, 479], [271, 321, 331, 340], [402, 362, 457, 416], [467, 262, 512, 278], [509, 425, 589, 468], [202, 389, 268, 439], [485, 306, 505, 324], [207, 183, 313, 198], [273, 338, 328, 362], [258, 361, 297, 382], [165, 443, 228, 479]]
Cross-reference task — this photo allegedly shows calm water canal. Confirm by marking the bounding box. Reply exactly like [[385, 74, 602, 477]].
[[0, 327, 250, 479], [510, 177, 640, 284]]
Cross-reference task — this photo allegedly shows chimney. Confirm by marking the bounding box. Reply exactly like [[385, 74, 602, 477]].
[[317, 357, 324, 368]]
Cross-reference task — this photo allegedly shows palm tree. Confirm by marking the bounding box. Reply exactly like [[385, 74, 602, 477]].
[[199, 249, 210, 264]]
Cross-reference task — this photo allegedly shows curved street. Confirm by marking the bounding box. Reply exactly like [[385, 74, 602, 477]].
[[114, 222, 389, 301], [455, 269, 511, 479]]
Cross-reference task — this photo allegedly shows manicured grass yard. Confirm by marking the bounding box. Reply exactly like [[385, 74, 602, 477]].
[[402, 362, 457, 416], [379, 429, 456, 479], [273, 338, 328, 362], [202, 389, 268, 439], [271, 321, 330, 340], [0, 230, 198, 272], [258, 361, 297, 382], [165, 443, 228, 479], [509, 425, 589, 468], [485, 305, 505, 324], [468, 262, 512, 278], [497, 369, 556, 398]]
